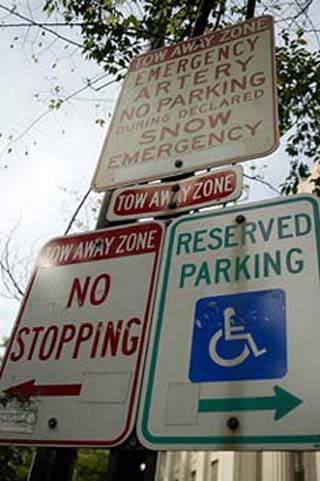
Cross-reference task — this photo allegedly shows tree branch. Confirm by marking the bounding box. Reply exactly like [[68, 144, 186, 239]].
[[0, 235, 25, 300], [0, 3, 84, 49], [191, 0, 216, 38]]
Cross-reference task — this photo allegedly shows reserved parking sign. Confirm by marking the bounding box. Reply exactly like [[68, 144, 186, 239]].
[[138, 195, 320, 450]]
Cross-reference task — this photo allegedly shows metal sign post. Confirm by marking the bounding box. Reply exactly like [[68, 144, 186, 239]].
[[27, 448, 77, 481]]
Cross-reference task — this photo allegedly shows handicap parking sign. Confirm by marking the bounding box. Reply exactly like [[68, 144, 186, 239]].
[[189, 289, 287, 382]]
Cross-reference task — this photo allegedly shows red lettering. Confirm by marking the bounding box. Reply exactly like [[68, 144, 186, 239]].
[[39, 326, 59, 361], [139, 130, 157, 145], [100, 320, 123, 357], [67, 273, 111, 308], [90, 321, 103, 358], [10, 327, 30, 362], [7, 317, 143, 363], [72, 323, 94, 358], [90, 273, 111, 306], [66, 276, 90, 308], [27, 326, 45, 360], [55, 324, 76, 359], [122, 317, 141, 355], [160, 124, 179, 141], [208, 110, 231, 128]]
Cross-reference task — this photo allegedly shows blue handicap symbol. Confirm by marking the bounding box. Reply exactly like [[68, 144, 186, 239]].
[[189, 289, 287, 382]]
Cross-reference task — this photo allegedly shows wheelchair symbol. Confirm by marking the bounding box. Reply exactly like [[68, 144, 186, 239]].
[[209, 307, 267, 367]]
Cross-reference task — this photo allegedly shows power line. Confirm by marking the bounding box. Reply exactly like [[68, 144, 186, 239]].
[[64, 187, 92, 235], [243, 173, 281, 195], [0, 22, 87, 27], [0, 3, 84, 49]]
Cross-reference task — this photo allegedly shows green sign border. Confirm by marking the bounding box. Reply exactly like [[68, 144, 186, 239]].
[[140, 195, 320, 447]]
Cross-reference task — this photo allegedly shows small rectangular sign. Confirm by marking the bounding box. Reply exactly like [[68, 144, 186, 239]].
[[92, 15, 278, 191], [107, 166, 243, 221]]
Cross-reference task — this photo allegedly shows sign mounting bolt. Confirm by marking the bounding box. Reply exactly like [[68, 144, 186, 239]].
[[175, 159, 183, 168], [95, 238, 103, 248], [236, 214, 246, 224], [48, 418, 58, 429], [226, 417, 239, 431], [172, 184, 180, 193]]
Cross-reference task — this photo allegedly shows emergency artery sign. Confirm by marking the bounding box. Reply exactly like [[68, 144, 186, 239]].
[[107, 166, 243, 221], [92, 15, 278, 191], [0, 222, 163, 446]]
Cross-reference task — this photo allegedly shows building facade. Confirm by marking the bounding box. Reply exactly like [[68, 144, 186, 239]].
[[155, 442, 320, 479]]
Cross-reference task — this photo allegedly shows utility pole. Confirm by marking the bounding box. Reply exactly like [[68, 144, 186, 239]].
[[28, 448, 77, 481]]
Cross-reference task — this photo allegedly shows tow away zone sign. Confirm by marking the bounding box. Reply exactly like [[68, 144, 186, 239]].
[[92, 15, 278, 191], [0, 222, 163, 447], [107, 166, 243, 221]]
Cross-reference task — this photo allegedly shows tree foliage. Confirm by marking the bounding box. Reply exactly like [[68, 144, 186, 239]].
[[277, 30, 320, 193], [0, 445, 33, 481], [75, 449, 109, 481], [0, 446, 110, 480], [42, 0, 320, 194]]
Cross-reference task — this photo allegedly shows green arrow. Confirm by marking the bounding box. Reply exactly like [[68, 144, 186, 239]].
[[198, 386, 303, 421]]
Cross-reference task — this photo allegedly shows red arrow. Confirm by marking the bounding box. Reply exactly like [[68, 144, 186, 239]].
[[4, 379, 82, 400]]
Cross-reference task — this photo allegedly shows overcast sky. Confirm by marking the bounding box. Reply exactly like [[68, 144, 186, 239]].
[[0, 1, 121, 337], [0, 0, 318, 340]]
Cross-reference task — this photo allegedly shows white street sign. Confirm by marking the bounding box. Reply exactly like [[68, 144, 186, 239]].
[[107, 166, 243, 221], [0, 222, 163, 447], [92, 15, 278, 191], [138, 195, 320, 450]]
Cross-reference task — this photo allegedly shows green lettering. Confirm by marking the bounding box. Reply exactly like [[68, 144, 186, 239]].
[[176, 233, 192, 255], [208, 227, 223, 250], [295, 213, 311, 236], [193, 230, 207, 253], [214, 258, 231, 283], [179, 263, 196, 287], [278, 215, 293, 239], [254, 253, 260, 279], [195, 262, 211, 287], [286, 247, 304, 273], [235, 255, 251, 281], [241, 222, 257, 245], [263, 251, 281, 277], [224, 225, 238, 248], [258, 218, 274, 242]]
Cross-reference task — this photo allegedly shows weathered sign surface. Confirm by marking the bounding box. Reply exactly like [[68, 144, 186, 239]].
[[138, 195, 320, 450], [107, 166, 243, 221], [92, 15, 278, 191], [0, 222, 163, 446]]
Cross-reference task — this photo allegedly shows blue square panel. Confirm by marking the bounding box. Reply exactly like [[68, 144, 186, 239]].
[[189, 289, 287, 382]]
